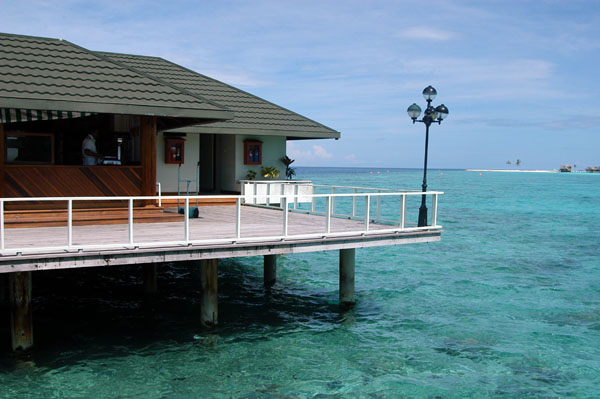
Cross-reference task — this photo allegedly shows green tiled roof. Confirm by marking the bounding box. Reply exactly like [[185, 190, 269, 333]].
[[99, 52, 340, 139], [0, 33, 233, 122]]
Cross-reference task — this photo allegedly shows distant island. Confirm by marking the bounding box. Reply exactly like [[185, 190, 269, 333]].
[[466, 169, 556, 173], [466, 166, 600, 174]]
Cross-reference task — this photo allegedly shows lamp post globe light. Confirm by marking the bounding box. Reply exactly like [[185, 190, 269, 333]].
[[407, 85, 449, 227]]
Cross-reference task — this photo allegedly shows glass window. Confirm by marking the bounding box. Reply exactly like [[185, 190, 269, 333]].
[[6, 132, 55, 164]]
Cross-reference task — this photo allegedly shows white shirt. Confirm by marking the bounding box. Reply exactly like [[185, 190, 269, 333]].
[[82, 134, 98, 165]]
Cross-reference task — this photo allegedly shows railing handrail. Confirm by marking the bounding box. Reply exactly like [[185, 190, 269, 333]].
[[0, 191, 443, 202], [240, 179, 423, 194], [0, 187, 443, 255]]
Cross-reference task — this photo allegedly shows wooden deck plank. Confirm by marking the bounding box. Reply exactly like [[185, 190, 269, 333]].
[[0, 205, 442, 273], [2, 205, 388, 249]]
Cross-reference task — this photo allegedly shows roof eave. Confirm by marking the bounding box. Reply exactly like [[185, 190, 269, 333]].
[[0, 97, 234, 121], [164, 125, 340, 139]]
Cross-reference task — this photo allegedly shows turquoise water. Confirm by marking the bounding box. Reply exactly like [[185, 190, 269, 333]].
[[1, 168, 599, 398]]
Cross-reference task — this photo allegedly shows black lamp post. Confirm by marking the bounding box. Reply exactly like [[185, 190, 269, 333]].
[[407, 86, 449, 227]]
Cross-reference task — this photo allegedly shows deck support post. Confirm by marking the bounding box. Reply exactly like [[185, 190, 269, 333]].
[[144, 263, 158, 294], [200, 259, 218, 328], [264, 254, 277, 288], [8, 272, 33, 351], [339, 248, 356, 310], [0, 274, 7, 304]]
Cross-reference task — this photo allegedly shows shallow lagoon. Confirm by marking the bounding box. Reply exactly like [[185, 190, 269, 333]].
[[1, 168, 599, 398]]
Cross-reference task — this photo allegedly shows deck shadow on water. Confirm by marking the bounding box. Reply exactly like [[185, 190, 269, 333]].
[[0, 259, 347, 367]]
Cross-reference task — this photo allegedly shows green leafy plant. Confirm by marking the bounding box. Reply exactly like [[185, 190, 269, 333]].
[[260, 166, 280, 179], [280, 155, 296, 180], [246, 170, 257, 180]]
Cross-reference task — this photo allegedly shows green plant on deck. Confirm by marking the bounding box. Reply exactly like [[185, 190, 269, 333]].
[[260, 166, 280, 179], [246, 170, 257, 180], [280, 155, 296, 180]]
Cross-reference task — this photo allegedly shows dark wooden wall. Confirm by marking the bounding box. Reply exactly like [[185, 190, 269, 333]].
[[1, 115, 158, 209], [4, 165, 142, 198]]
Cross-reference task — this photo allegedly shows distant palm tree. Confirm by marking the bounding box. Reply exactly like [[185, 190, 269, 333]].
[[516, 159, 521, 168], [506, 160, 511, 165]]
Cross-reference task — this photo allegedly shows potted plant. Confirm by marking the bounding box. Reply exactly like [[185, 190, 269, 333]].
[[260, 166, 280, 179], [280, 155, 296, 180]]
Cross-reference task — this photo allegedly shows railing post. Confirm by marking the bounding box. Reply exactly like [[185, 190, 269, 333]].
[[184, 197, 190, 243], [432, 193, 438, 227], [331, 187, 337, 217], [67, 199, 73, 247], [365, 195, 370, 232], [266, 183, 271, 207], [0, 200, 4, 251], [376, 190, 381, 221], [156, 182, 162, 207], [400, 194, 406, 229], [311, 185, 316, 213], [253, 183, 257, 205], [352, 188, 357, 217], [128, 198, 134, 245], [294, 184, 299, 210], [235, 198, 241, 240], [282, 197, 288, 237], [325, 196, 331, 234]]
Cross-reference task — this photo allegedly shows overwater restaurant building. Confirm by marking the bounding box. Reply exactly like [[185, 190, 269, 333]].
[[0, 33, 340, 203], [0, 33, 442, 351]]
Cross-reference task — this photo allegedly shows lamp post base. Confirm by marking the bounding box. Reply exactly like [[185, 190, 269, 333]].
[[418, 204, 428, 227]]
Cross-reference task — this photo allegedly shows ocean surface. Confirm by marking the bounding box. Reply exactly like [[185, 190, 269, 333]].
[[1, 168, 599, 398]]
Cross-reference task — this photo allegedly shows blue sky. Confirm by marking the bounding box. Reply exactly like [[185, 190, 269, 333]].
[[3, 0, 600, 169]]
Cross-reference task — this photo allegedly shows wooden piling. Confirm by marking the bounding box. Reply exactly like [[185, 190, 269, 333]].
[[143, 263, 158, 294], [264, 254, 277, 288], [200, 259, 218, 328], [0, 274, 7, 304], [339, 248, 356, 309], [8, 272, 33, 351]]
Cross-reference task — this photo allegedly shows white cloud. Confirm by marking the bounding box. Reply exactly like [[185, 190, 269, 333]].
[[287, 143, 334, 164], [396, 26, 457, 41], [312, 145, 333, 159]]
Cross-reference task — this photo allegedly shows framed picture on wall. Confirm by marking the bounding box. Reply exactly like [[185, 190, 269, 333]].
[[244, 140, 262, 165]]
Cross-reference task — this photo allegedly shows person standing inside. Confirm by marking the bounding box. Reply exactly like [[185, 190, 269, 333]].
[[82, 129, 103, 165]]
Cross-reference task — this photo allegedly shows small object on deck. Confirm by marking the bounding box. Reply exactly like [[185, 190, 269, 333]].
[[177, 162, 200, 218]]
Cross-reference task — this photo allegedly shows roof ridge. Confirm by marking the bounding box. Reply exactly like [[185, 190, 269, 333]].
[[65, 45, 233, 115], [0, 32, 232, 115]]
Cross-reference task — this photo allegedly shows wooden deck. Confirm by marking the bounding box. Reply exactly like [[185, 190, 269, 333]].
[[3, 205, 184, 228], [0, 205, 442, 273]]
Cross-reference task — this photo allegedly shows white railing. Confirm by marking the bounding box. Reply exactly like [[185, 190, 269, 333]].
[[240, 180, 424, 226], [240, 180, 313, 207], [0, 188, 442, 256]]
